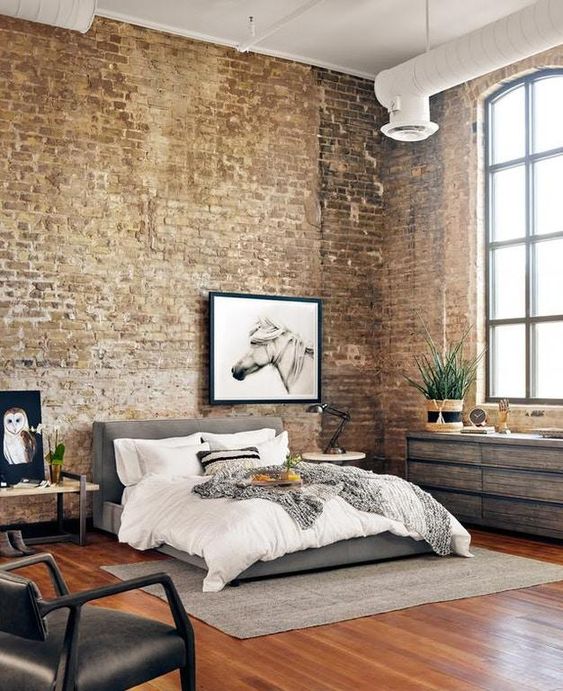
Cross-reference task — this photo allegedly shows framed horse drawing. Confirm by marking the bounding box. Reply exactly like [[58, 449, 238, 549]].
[[209, 292, 322, 404]]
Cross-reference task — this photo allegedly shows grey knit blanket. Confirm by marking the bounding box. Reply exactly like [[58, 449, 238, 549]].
[[193, 462, 453, 555]]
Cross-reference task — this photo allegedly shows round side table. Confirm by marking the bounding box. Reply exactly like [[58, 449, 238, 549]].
[[302, 451, 366, 466]]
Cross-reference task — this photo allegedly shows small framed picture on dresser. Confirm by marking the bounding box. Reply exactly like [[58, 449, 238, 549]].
[[0, 390, 45, 484], [209, 292, 322, 405]]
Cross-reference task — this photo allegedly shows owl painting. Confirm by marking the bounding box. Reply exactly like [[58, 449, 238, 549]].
[[3, 407, 36, 465]]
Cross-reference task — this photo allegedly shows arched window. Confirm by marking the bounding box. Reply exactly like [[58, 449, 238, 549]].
[[486, 70, 563, 403]]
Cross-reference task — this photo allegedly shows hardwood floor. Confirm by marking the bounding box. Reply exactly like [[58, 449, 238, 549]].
[[3, 529, 562, 691]]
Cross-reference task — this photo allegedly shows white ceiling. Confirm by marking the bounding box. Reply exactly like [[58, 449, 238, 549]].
[[96, 0, 537, 79]]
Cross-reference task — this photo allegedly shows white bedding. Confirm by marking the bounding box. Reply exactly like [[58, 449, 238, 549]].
[[119, 474, 472, 592]]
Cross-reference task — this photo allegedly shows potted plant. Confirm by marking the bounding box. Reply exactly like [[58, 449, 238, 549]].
[[46, 429, 65, 485], [405, 322, 484, 432]]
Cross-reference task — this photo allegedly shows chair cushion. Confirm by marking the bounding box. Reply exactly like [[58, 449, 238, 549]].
[[0, 605, 186, 691]]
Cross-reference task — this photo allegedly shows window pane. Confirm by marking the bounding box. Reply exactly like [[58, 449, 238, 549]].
[[490, 324, 526, 398], [491, 86, 525, 164], [491, 245, 526, 319], [534, 322, 563, 399], [534, 155, 563, 235], [533, 75, 563, 154], [491, 166, 526, 241], [533, 239, 563, 316]]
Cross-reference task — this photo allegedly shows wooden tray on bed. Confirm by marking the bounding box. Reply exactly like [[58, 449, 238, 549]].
[[247, 475, 303, 488]]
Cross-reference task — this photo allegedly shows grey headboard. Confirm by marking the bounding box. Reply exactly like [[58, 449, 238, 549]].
[[92, 416, 284, 531]]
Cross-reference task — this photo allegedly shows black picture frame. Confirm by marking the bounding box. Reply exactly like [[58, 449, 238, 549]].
[[0, 390, 45, 484], [209, 292, 322, 405]]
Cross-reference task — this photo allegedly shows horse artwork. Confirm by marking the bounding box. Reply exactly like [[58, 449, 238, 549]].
[[232, 317, 315, 395], [209, 292, 322, 404]]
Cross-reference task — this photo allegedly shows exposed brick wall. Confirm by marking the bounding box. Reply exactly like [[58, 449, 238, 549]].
[[0, 17, 384, 523], [315, 70, 384, 459], [380, 46, 563, 473]]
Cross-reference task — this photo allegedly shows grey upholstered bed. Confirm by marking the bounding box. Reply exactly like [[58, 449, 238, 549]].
[[92, 416, 431, 583]]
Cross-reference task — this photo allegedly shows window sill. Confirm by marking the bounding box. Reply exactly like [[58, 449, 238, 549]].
[[480, 402, 563, 410]]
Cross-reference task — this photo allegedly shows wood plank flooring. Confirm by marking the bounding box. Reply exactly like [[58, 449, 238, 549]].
[[3, 529, 562, 691]]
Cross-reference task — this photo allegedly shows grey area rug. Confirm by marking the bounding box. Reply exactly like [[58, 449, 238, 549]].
[[102, 548, 563, 639]]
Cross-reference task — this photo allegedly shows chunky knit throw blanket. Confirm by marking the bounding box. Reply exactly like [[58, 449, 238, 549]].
[[193, 462, 453, 556]]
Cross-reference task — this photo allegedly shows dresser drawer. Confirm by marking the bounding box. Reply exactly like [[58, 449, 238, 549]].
[[409, 461, 482, 491], [408, 439, 481, 464], [481, 445, 563, 472], [426, 489, 482, 522], [483, 468, 563, 503], [483, 497, 563, 537]]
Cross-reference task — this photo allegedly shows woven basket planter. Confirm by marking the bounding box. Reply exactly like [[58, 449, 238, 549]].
[[425, 399, 464, 432]]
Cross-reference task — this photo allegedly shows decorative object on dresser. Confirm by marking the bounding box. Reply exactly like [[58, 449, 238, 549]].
[[404, 321, 484, 432], [0, 390, 44, 484], [305, 402, 351, 453], [406, 432, 563, 539], [462, 407, 495, 434], [209, 292, 322, 404], [468, 407, 488, 426], [497, 398, 511, 434], [301, 451, 366, 466]]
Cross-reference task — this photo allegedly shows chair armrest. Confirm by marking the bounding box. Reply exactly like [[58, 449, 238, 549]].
[[40, 572, 193, 639], [0, 552, 69, 595], [41, 572, 195, 690]]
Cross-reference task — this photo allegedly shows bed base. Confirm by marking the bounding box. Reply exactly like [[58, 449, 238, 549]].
[[159, 531, 432, 583], [103, 499, 431, 584]]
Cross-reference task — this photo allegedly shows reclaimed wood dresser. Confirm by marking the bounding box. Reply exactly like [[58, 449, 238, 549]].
[[406, 432, 563, 539]]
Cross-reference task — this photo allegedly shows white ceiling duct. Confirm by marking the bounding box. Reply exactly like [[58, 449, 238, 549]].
[[0, 0, 96, 33], [374, 0, 563, 142]]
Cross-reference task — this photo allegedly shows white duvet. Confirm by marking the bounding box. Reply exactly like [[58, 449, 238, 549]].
[[119, 474, 472, 592]]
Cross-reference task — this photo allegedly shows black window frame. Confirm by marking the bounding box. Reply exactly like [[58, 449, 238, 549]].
[[485, 68, 563, 405]]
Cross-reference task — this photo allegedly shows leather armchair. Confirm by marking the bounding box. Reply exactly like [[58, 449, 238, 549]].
[[0, 553, 195, 691]]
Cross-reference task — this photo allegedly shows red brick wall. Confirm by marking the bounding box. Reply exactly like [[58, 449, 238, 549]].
[[380, 46, 563, 473], [0, 17, 384, 523], [316, 71, 385, 458]]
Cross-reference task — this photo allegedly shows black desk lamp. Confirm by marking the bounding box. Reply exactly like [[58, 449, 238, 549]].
[[306, 403, 351, 454]]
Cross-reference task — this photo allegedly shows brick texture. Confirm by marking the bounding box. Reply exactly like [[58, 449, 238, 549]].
[[380, 46, 563, 473], [0, 17, 384, 523]]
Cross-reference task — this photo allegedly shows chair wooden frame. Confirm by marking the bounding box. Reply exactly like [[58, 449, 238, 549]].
[[0, 553, 196, 691]]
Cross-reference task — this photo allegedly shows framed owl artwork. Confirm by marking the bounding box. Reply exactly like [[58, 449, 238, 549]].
[[0, 390, 45, 484]]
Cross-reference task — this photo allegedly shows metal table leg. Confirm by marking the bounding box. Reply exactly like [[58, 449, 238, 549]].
[[57, 493, 64, 534], [78, 474, 86, 546]]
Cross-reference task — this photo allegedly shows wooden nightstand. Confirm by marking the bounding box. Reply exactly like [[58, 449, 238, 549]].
[[302, 451, 366, 466], [0, 471, 99, 546]]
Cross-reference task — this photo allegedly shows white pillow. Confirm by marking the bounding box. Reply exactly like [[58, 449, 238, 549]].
[[254, 432, 289, 466], [201, 427, 276, 451], [114, 432, 203, 486], [136, 442, 210, 479]]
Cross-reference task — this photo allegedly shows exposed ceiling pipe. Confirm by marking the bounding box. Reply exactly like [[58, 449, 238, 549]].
[[238, 0, 325, 53], [0, 0, 96, 33], [374, 0, 563, 142]]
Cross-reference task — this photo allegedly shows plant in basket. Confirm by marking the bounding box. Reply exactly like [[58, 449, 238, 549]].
[[404, 319, 484, 432]]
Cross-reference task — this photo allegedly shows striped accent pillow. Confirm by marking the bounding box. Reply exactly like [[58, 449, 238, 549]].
[[197, 447, 261, 476]]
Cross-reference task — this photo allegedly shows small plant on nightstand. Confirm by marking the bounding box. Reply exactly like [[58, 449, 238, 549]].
[[32, 424, 66, 485]]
